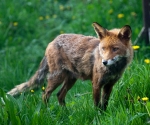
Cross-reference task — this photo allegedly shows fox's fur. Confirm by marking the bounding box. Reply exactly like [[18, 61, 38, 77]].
[[7, 22, 133, 110]]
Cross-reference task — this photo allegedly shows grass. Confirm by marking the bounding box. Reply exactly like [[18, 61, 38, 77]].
[[0, 0, 150, 124]]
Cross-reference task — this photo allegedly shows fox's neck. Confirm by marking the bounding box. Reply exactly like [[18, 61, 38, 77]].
[[106, 57, 128, 74]]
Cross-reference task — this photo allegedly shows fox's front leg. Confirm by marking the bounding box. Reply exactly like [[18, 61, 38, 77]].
[[93, 85, 101, 107], [101, 82, 115, 110], [92, 76, 102, 108]]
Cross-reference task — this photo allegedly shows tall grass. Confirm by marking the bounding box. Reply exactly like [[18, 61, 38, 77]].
[[1, 0, 150, 125]]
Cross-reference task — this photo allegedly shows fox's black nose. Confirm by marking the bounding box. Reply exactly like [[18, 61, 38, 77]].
[[102, 60, 108, 65]]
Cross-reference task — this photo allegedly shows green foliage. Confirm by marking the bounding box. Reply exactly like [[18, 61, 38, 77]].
[[0, 0, 150, 124]]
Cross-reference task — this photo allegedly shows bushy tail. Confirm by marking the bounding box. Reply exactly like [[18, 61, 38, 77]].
[[7, 56, 49, 96]]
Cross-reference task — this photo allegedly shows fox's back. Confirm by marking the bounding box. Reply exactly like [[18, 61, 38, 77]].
[[45, 34, 100, 79], [46, 34, 99, 55]]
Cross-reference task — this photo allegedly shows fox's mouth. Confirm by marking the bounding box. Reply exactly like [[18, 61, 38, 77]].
[[102, 56, 128, 73], [102, 55, 122, 66]]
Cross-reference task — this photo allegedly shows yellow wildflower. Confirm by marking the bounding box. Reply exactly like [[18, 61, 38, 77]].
[[117, 14, 124, 19], [131, 12, 137, 17], [30, 89, 34, 93], [39, 16, 44, 20], [13, 22, 18, 26], [137, 96, 140, 101], [109, 0, 112, 4], [60, 30, 64, 34], [144, 59, 150, 64], [53, 15, 57, 18], [66, 6, 71, 10], [45, 15, 50, 19], [0, 21, 2, 25], [132, 45, 140, 50], [42, 86, 45, 91], [142, 97, 149, 102], [108, 9, 113, 14], [59, 5, 64, 11]]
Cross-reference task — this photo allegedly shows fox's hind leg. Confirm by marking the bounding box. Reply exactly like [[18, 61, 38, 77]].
[[42, 70, 67, 104], [57, 74, 76, 105]]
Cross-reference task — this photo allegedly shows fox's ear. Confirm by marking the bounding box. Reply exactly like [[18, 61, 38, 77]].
[[92, 22, 107, 39], [118, 25, 132, 40]]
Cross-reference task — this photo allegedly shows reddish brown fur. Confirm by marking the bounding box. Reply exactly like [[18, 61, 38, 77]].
[[7, 22, 133, 110]]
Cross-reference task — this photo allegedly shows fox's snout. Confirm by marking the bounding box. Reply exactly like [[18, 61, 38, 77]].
[[102, 60, 108, 66], [102, 59, 115, 66], [102, 55, 121, 66]]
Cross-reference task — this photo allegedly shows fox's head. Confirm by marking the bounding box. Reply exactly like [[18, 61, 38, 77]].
[[92, 22, 132, 67]]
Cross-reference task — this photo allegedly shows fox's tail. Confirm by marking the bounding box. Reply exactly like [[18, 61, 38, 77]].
[[7, 56, 49, 96]]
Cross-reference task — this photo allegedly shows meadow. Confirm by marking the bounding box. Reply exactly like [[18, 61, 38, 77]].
[[0, 0, 150, 124]]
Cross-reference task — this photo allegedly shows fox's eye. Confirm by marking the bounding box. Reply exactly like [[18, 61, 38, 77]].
[[112, 47, 119, 52]]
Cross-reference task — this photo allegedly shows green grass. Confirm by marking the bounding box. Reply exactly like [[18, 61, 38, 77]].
[[1, 0, 150, 125]]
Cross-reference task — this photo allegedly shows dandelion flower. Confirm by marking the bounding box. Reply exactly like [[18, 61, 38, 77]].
[[142, 97, 149, 101], [132, 45, 140, 50], [137, 96, 140, 101], [53, 15, 57, 18], [59, 5, 64, 11], [39, 16, 44, 20], [42, 86, 45, 91], [108, 9, 113, 14], [60, 30, 64, 34], [144, 59, 150, 64], [117, 14, 124, 19], [45, 15, 50, 19], [66, 6, 71, 10], [109, 0, 112, 4], [30, 89, 34, 93], [131, 12, 137, 17], [13, 22, 18, 26]]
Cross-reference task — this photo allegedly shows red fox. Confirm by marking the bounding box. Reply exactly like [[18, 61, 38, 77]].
[[7, 22, 133, 110]]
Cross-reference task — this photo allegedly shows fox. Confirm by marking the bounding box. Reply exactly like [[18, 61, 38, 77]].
[[7, 22, 133, 110]]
